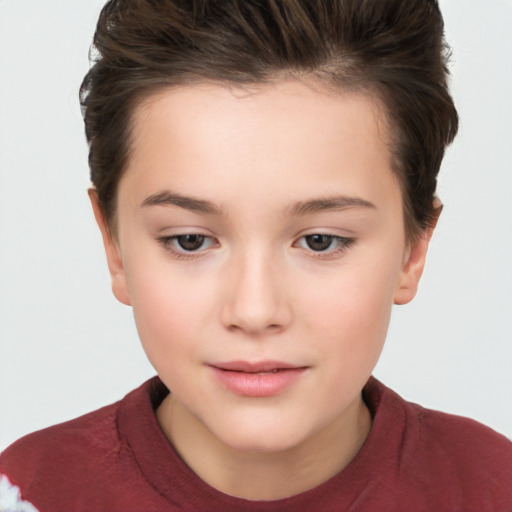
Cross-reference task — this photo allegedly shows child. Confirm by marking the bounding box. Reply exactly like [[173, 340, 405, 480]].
[[1, 0, 511, 510]]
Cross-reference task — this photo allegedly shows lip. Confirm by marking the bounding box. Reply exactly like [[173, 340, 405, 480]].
[[211, 360, 303, 373], [208, 360, 308, 397]]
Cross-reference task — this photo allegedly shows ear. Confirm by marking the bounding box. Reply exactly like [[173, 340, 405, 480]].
[[88, 189, 131, 306], [394, 200, 442, 305]]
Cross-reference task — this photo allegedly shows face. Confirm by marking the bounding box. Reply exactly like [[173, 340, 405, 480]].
[[92, 80, 429, 454]]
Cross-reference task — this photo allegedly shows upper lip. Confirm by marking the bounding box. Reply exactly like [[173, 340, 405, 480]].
[[209, 360, 306, 373]]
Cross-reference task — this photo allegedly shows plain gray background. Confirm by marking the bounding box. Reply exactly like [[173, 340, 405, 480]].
[[1, 0, 511, 450]]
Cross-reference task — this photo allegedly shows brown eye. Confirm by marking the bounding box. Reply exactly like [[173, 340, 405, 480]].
[[296, 234, 355, 256], [176, 234, 206, 251], [157, 233, 218, 259], [304, 234, 334, 251]]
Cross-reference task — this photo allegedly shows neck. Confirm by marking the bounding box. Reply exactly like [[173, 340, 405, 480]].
[[156, 394, 372, 500]]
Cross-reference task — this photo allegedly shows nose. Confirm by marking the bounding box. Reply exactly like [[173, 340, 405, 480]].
[[220, 249, 292, 336]]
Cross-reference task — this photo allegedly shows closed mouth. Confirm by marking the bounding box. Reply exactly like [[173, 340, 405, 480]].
[[209, 360, 307, 373], [208, 360, 309, 397]]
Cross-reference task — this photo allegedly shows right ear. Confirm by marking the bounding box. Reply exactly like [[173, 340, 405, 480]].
[[88, 189, 131, 306]]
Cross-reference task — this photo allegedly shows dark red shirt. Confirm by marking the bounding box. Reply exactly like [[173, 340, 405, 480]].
[[1, 377, 511, 511]]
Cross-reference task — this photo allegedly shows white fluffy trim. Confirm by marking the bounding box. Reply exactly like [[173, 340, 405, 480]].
[[0, 474, 39, 512]]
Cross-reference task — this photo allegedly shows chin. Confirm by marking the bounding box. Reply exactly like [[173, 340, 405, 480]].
[[223, 434, 302, 454], [212, 415, 312, 454]]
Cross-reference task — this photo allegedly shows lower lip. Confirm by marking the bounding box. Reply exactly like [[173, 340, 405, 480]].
[[210, 367, 307, 397]]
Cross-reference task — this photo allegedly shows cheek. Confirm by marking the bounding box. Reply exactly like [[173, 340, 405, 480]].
[[129, 278, 207, 397], [302, 253, 402, 363], [124, 260, 211, 364]]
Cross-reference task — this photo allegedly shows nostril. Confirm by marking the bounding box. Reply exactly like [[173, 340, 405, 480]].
[[226, 321, 283, 335]]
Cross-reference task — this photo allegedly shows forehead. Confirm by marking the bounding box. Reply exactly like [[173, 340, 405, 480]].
[[120, 80, 399, 213], [132, 80, 390, 152]]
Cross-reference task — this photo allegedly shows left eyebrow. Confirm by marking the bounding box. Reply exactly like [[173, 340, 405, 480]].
[[287, 195, 376, 216]]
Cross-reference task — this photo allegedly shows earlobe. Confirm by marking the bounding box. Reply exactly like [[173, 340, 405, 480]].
[[393, 235, 430, 305], [88, 189, 131, 306], [394, 201, 441, 305]]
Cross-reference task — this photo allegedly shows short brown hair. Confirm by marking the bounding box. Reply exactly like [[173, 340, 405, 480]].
[[80, 0, 458, 239]]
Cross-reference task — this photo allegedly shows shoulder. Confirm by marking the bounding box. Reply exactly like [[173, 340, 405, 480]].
[[0, 401, 121, 512], [0, 378, 164, 511], [0, 399, 121, 479], [415, 404, 512, 510], [408, 398, 512, 469], [369, 378, 512, 460], [372, 380, 512, 509]]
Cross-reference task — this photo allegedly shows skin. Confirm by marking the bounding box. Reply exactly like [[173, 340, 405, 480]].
[[90, 80, 432, 500]]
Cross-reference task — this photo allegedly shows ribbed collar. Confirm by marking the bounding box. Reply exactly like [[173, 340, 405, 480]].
[[117, 375, 408, 511]]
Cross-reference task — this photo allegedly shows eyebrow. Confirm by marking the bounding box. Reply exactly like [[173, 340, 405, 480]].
[[141, 190, 375, 216], [288, 195, 376, 215], [141, 191, 222, 215]]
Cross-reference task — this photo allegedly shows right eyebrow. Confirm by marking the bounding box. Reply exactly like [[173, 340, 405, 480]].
[[141, 191, 223, 215]]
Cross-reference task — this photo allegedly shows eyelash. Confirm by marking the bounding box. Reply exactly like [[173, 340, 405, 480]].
[[156, 233, 355, 260], [295, 234, 355, 259], [157, 234, 217, 260]]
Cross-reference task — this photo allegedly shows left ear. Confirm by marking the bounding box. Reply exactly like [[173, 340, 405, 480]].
[[394, 201, 442, 305]]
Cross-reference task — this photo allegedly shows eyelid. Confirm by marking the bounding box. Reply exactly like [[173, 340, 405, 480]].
[[156, 230, 355, 261], [293, 233, 355, 258], [157, 232, 219, 260]]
